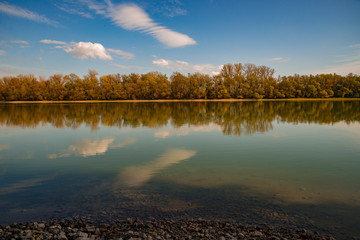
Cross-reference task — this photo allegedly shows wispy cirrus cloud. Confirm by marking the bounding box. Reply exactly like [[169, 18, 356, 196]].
[[55, 3, 93, 19], [318, 60, 360, 75], [161, 0, 187, 17], [11, 40, 29, 48], [80, 0, 106, 14], [11, 40, 29, 44], [270, 57, 289, 63], [107, 48, 135, 60], [314, 43, 360, 75], [107, 3, 196, 48], [40, 39, 134, 60], [40, 39, 67, 45], [55, 1, 195, 48], [152, 57, 221, 75], [112, 63, 142, 70], [0, 50, 5, 56], [0, 2, 58, 26]]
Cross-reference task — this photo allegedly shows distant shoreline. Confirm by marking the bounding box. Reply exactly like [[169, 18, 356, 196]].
[[1, 98, 360, 104]]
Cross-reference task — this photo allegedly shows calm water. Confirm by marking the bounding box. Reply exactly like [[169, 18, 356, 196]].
[[0, 101, 359, 239]]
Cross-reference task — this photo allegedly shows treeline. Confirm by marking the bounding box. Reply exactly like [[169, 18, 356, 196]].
[[1, 101, 359, 135], [0, 63, 359, 101]]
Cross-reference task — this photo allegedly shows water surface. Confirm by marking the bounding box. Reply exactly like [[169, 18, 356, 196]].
[[0, 101, 359, 239]]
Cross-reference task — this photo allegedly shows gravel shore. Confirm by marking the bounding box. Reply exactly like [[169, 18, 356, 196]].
[[0, 217, 335, 240]]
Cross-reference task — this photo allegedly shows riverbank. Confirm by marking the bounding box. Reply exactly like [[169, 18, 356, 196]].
[[0, 217, 334, 240], [1, 98, 360, 104]]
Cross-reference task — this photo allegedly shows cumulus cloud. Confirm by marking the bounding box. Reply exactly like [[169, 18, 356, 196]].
[[152, 58, 222, 75], [0, 2, 58, 26], [40, 40, 134, 60], [65, 42, 113, 60], [0, 50, 5, 56], [107, 3, 196, 48]]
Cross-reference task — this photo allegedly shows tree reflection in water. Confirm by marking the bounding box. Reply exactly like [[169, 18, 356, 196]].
[[0, 101, 359, 135]]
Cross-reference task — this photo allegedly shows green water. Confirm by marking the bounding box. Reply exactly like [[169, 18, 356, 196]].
[[0, 101, 359, 239]]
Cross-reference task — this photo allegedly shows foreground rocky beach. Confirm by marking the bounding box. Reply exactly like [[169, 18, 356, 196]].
[[0, 217, 334, 240]]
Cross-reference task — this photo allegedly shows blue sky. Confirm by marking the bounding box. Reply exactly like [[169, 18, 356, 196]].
[[0, 0, 359, 78]]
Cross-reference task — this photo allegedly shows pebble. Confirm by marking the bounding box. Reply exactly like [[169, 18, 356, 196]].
[[0, 217, 334, 240]]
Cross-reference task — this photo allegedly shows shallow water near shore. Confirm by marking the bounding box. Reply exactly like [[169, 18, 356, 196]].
[[0, 101, 359, 239]]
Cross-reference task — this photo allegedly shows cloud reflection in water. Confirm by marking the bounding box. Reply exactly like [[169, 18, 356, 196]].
[[48, 138, 136, 158], [154, 124, 220, 139], [118, 148, 196, 187]]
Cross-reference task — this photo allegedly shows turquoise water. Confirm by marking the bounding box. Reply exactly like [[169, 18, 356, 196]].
[[0, 101, 359, 239]]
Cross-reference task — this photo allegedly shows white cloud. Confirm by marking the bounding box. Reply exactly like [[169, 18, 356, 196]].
[[65, 42, 113, 60], [34, 57, 43, 61], [152, 57, 222, 75], [112, 63, 141, 69], [162, 0, 187, 18], [0, 2, 58, 26], [107, 3, 196, 48], [80, 0, 106, 14], [12, 40, 28, 44], [107, 48, 135, 60], [0, 50, 5, 56], [40, 39, 67, 45], [56, 1, 195, 47], [270, 57, 289, 63], [40, 40, 134, 61], [349, 43, 360, 48], [55, 4, 93, 19], [153, 58, 169, 66]]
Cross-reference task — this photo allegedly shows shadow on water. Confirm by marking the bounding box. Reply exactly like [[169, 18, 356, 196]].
[[1, 175, 359, 239]]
